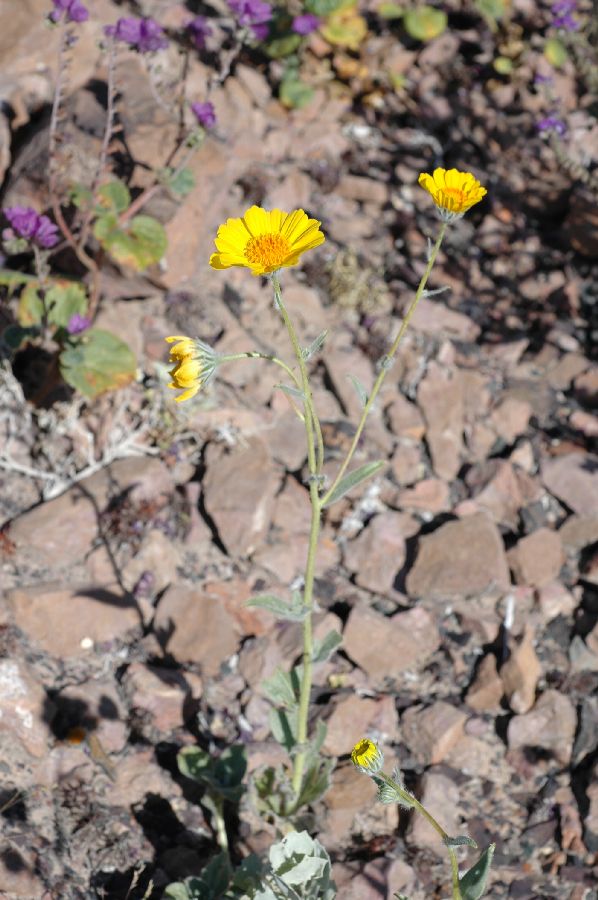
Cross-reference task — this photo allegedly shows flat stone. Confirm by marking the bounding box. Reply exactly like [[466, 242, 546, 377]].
[[399, 478, 451, 515], [203, 436, 282, 557], [407, 770, 461, 855], [559, 516, 598, 554], [343, 511, 415, 594], [500, 626, 542, 714], [410, 298, 480, 342], [465, 653, 504, 712], [508, 527, 565, 588], [385, 394, 425, 441], [507, 689, 577, 766], [344, 604, 439, 684], [417, 362, 465, 481], [542, 452, 598, 517], [323, 694, 399, 756], [406, 513, 510, 601], [154, 584, 241, 674], [490, 397, 532, 445], [0, 659, 49, 758], [5, 584, 141, 657], [322, 762, 398, 853], [123, 663, 202, 734], [536, 581, 578, 622], [401, 701, 468, 765]]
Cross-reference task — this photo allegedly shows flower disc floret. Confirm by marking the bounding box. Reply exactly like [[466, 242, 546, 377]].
[[209, 206, 325, 276], [418, 168, 487, 221], [166, 335, 218, 403], [351, 738, 384, 775]]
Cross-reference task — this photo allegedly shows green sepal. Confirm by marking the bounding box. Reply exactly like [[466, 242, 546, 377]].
[[459, 843, 496, 900]]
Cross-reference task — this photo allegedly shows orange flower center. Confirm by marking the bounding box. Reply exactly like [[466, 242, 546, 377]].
[[441, 187, 468, 209], [244, 232, 290, 269]]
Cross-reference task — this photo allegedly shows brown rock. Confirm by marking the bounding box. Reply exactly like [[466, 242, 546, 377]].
[[542, 452, 598, 517], [417, 362, 464, 481], [406, 513, 510, 601], [322, 762, 398, 853], [500, 626, 542, 714], [584, 761, 598, 852], [385, 394, 425, 440], [154, 584, 241, 674], [407, 770, 461, 854], [123, 663, 202, 734], [411, 298, 481, 342], [337, 174, 389, 205], [203, 436, 281, 557], [6, 584, 141, 657], [122, 529, 182, 595], [507, 689, 577, 765], [536, 581, 578, 621], [465, 654, 504, 711], [390, 440, 425, 487], [466, 460, 525, 531], [8, 457, 174, 569], [343, 511, 415, 594], [344, 604, 439, 684], [399, 478, 451, 515], [490, 397, 532, 445], [559, 515, 598, 554], [508, 527, 565, 588], [547, 353, 590, 390], [401, 701, 467, 765], [323, 694, 398, 756]]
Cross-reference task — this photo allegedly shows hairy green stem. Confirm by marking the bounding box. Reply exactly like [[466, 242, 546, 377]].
[[320, 222, 448, 507], [270, 274, 323, 798]]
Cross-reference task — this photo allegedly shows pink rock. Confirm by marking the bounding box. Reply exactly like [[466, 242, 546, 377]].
[[154, 584, 241, 674], [407, 770, 461, 854], [406, 513, 510, 601], [465, 654, 504, 712], [542, 452, 598, 518], [323, 693, 399, 756], [417, 362, 464, 481], [203, 436, 282, 557], [490, 397, 532, 445], [343, 511, 416, 594], [410, 298, 480, 341], [385, 394, 425, 441], [5, 584, 141, 657], [0, 659, 49, 758], [508, 527, 565, 588], [390, 440, 425, 487], [322, 762, 398, 853], [500, 626, 542, 714], [344, 604, 439, 684], [123, 663, 202, 734], [507, 689, 577, 765], [401, 701, 468, 765], [399, 478, 451, 514]]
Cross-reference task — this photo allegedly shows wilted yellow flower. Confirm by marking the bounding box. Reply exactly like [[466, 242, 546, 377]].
[[351, 737, 384, 775], [418, 168, 486, 220], [165, 335, 218, 403], [209, 206, 325, 277]]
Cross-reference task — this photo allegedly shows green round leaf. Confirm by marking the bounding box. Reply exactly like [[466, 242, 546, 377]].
[[280, 78, 315, 108], [476, 0, 506, 22], [97, 180, 131, 214], [404, 6, 447, 41], [378, 2, 404, 18], [17, 281, 88, 328], [493, 55, 514, 74], [59, 328, 136, 397], [94, 214, 167, 271], [265, 33, 302, 57], [305, 0, 343, 15]]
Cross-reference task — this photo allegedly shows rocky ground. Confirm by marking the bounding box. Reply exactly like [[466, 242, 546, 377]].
[[1, 1, 598, 898]]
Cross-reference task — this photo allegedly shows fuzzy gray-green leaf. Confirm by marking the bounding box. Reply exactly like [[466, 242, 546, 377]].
[[322, 460, 385, 507], [459, 843, 495, 900]]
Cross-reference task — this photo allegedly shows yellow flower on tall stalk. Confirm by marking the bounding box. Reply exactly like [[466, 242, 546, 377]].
[[209, 205, 325, 276], [165, 335, 219, 403], [418, 168, 486, 221]]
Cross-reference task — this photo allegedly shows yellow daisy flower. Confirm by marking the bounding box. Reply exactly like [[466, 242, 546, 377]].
[[165, 335, 218, 403], [351, 737, 384, 775], [418, 168, 487, 220], [209, 205, 325, 276]]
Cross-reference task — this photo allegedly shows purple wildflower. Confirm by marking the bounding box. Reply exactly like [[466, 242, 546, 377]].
[[50, 0, 89, 24], [227, 0, 272, 39], [551, 0, 579, 29], [187, 15, 213, 49], [104, 17, 168, 52], [191, 101, 217, 129], [292, 13, 320, 35], [67, 313, 91, 334], [537, 115, 567, 136], [3, 207, 60, 249]]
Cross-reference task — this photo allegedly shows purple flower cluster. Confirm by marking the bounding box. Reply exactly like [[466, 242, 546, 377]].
[[227, 0, 272, 40], [104, 17, 168, 52], [551, 0, 579, 31], [537, 115, 567, 136], [191, 101, 217, 129], [292, 13, 320, 36], [187, 15, 213, 49], [49, 0, 89, 24], [67, 313, 91, 335], [3, 207, 59, 249]]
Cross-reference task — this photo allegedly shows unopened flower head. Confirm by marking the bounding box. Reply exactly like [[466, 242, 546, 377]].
[[3, 206, 59, 249], [418, 168, 487, 222], [351, 738, 384, 776], [67, 313, 91, 334], [50, 0, 89, 24], [210, 206, 325, 277], [166, 335, 219, 403], [191, 101, 216, 129], [104, 17, 168, 52]]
